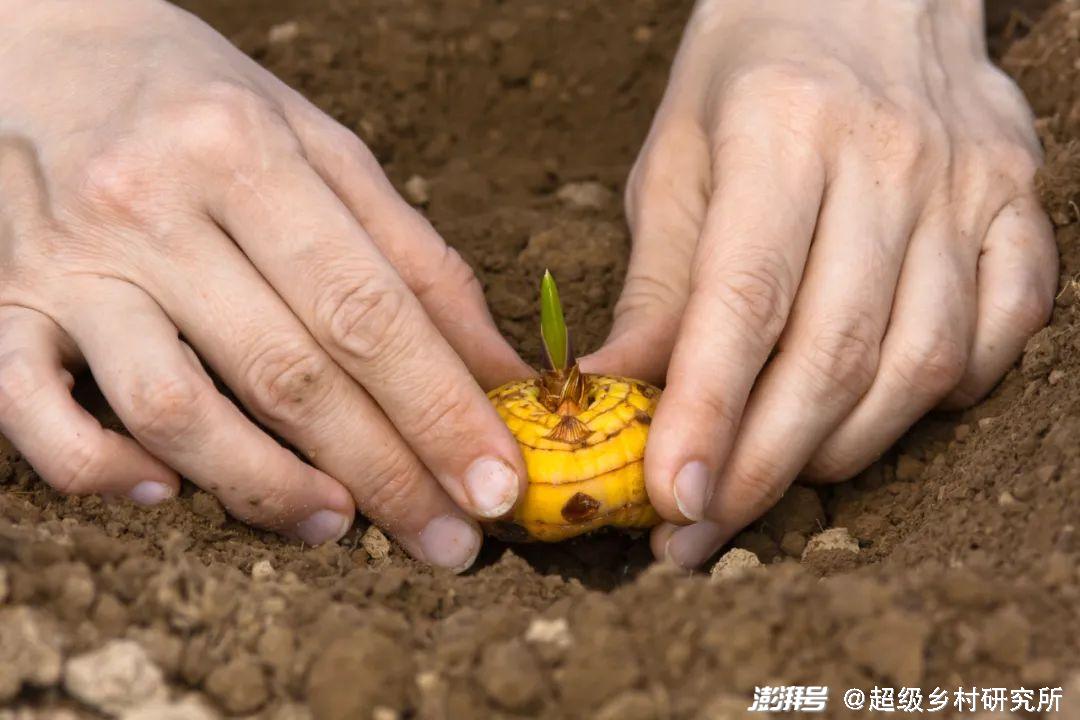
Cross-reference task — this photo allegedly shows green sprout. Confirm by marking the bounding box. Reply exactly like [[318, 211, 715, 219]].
[[540, 270, 568, 372]]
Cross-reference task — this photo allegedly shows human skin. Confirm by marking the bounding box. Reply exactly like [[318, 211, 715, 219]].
[[581, 0, 1058, 567], [0, 0, 1056, 573], [0, 0, 533, 572]]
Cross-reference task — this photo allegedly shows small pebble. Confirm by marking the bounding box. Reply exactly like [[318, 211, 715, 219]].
[[780, 531, 807, 558], [709, 548, 763, 582], [1048, 368, 1065, 385], [361, 526, 391, 560], [954, 424, 971, 441], [267, 21, 300, 44], [895, 454, 924, 482], [64, 640, 166, 716], [525, 617, 572, 649], [404, 175, 430, 205], [251, 559, 276, 581], [556, 181, 613, 210]]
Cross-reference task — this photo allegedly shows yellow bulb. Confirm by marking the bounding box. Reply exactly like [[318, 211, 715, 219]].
[[487, 373, 661, 541]]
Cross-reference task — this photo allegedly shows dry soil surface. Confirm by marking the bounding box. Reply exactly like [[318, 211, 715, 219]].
[[2, 1, 1079, 718]]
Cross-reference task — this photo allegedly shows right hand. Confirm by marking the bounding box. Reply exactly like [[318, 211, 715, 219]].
[[0, 0, 531, 571]]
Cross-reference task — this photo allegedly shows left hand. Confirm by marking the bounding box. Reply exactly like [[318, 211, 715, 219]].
[[582, 0, 1058, 567]]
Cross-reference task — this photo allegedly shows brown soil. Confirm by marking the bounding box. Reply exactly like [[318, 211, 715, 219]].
[[2, 1, 1079, 718]]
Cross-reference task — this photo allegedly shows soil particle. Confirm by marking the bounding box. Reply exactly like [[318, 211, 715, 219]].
[[120, 696, 218, 720], [306, 629, 414, 720], [204, 652, 269, 715], [842, 612, 929, 686], [800, 527, 860, 574], [594, 690, 659, 720], [251, 558, 276, 580], [477, 638, 544, 712], [63, 640, 166, 716], [708, 548, 763, 582], [403, 175, 430, 205], [1021, 326, 1060, 378], [849, 511, 887, 542], [894, 453, 926, 482], [761, 484, 825, 540], [191, 492, 227, 528], [361, 525, 391, 561], [556, 181, 615, 211], [779, 531, 807, 557], [978, 605, 1032, 667], [555, 626, 642, 713], [0, 606, 63, 702]]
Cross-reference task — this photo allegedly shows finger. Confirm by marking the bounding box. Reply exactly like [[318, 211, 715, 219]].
[[61, 281, 357, 546], [807, 215, 976, 480], [645, 132, 826, 524], [0, 306, 179, 502], [580, 120, 708, 383], [944, 195, 1057, 406], [700, 164, 914, 527], [147, 226, 482, 569], [650, 520, 727, 569], [201, 126, 526, 522], [280, 98, 531, 388]]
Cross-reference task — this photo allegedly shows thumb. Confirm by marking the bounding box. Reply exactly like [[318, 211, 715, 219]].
[[282, 98, 532, 389]]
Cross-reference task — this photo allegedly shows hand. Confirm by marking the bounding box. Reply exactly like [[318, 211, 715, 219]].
[[583, 0, 1057, 567], [0, 0, 531, 571]]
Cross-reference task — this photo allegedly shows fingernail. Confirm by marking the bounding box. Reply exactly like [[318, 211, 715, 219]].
[[665, 521, 725, 569], [420, 515, 482, 573], [127, 481, 175, 506], [463, 457, 519, 518], [673, 461, 710, 521], [296, 509, 352, 546]]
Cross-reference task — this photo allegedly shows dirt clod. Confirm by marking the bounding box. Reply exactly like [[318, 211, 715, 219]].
[[477, 638, 544, 711], [709, 548, 763, 582], [63, 640, 166, 716], [204, 653, 268, 715], [800, 527, 860, 574], [0, 607, 63, 702], [361, 526, 391, 561]]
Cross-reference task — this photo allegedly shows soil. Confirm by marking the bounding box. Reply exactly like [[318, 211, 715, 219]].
[[2, 1, 1079, 718]]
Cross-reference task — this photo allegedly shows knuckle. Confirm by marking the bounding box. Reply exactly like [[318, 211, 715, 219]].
[[728, 453, 787, 515], [52, 440, 109, 495], [614, 270, 686, 321], [805, 443, 867, 483], [361, 449, 424, 527], [693, 387, 738, 438], [417, 245, 484, 306], [726, 62, 832, 118], [81, 151, 152, 216], [317, 275, 409, 364], [991, 283, 1052, 338], [800, 313, 880, 400], [168, 82, 294, 162], [122, 373, 208, 448], [242, 342, 335, 428], [407, 383, 474, 439], [712, 251, 792, 341], [892, 331, 968, 398], [865, 100, 928, 173]]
